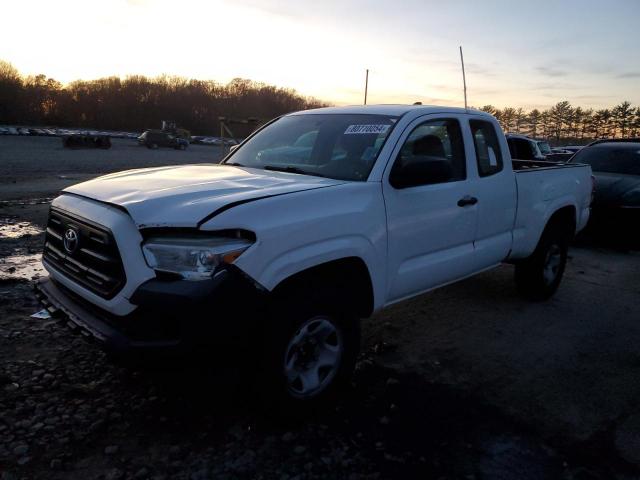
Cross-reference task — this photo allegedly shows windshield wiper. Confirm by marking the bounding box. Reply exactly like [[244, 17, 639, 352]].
[[224, 162, 246, 167], [263, 165, 326, 178]]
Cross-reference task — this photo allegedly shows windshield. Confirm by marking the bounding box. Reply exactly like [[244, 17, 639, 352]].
[[572, 144, 640, 175], [224, 113, 398, 181], [537, 141, 552, 155]]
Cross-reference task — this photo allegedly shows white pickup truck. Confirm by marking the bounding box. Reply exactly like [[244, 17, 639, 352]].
[[37, 105, 593, 406]]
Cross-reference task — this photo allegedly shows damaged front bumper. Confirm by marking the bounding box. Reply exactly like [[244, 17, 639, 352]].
[[35, 265, 267, 359]]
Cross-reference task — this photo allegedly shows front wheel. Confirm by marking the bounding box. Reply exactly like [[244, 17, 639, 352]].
[[257, 292, 359, 410], [515, 226, 569, 301]]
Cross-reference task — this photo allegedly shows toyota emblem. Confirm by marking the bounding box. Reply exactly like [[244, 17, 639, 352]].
[[63, 228, 79, 254]]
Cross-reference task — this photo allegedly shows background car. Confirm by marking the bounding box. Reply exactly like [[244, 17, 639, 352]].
[[536, 140, 553, 156], [570, 138, 640, 244], [138, 130, 189, 150], [505, 134, 547, 161], [560, 145, 584, 154]]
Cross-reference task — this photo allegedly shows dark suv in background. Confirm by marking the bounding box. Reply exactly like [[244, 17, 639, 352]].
[[569, 138, 640, 244], [138, 130, 189, 150]]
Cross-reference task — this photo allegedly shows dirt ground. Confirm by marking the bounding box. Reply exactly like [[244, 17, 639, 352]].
[[1, 136, 639, 479]]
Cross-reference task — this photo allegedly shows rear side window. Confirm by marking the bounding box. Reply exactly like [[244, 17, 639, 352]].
[[470, 120, 503, 176]]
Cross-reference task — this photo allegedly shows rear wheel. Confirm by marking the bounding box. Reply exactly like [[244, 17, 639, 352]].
[[515, 226, 569, 301]]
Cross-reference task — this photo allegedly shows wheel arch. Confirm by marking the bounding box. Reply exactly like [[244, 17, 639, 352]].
[[543, 204, 577, 241], [271, 257, 375, 318]]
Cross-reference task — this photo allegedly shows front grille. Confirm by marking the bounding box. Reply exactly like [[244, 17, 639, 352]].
[[43, 207, 126, 299]]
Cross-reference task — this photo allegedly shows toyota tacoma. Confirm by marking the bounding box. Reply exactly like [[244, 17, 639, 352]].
[[36, 105, 593, 405]]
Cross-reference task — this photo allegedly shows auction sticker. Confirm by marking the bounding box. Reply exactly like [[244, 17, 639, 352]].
[[344, 124, 391, 135]]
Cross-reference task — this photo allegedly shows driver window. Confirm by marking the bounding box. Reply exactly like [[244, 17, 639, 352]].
[[390, 119, 466, 188]]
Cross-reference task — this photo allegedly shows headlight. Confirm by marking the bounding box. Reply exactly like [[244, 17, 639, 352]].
[[142, 234, 254, 281]]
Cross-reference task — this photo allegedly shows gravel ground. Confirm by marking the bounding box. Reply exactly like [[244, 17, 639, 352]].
[[1, 137, 639, 479]]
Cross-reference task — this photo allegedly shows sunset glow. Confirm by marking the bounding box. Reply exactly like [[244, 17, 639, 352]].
[[2, 0, 639, 109]]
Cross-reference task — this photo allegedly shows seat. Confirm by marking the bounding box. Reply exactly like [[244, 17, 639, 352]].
[[412, 134, 445, 158]]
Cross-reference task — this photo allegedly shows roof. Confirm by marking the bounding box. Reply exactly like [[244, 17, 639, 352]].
[[587, 138, 640, 147], [287, 104, 493, 118]]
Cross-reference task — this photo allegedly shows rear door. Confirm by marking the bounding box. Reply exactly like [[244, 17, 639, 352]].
[[468, 117, 517, 263], [382, 115, 479, 303]]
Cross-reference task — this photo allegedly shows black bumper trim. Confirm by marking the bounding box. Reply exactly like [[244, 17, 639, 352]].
[[35, 265, 267, 357], [35, 277, 180, 353]]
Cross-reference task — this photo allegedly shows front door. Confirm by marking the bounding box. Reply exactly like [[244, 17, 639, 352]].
[[382, 116, 479, 303]]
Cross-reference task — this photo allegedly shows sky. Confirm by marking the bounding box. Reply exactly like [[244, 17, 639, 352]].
[[2, 0, 639, 110]]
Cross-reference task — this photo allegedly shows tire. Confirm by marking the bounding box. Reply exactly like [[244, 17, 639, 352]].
[[256, 286, 360, 412], [515, 225, 569, 301]]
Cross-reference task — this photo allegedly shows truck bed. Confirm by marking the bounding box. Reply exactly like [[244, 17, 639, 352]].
[[509, 159, 592, 260], [512, 159, 584, 171]]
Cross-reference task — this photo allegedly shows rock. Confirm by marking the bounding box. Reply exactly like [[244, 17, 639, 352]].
[[44, 416, 59, 425], [13, 444, 28, 456], [293, 445, 306, 455], [281, 432, 295, 442], [17, 456, 31, 465], [104, 445, 119, 455], [50, 458, 62, 469], [106, 468, 124, 480], [379, 416, 390, 425], [134, 467, 149, 479], [228, 424, 245, 440], [386, 378, 400, 387], [615, 414, 640, 465], [190, 468, 210, 480]]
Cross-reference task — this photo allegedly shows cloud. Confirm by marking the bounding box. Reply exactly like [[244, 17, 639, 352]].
[[535, 66, 569, 77], [617, 72, 640, 79], [533, 82, 581, 91]]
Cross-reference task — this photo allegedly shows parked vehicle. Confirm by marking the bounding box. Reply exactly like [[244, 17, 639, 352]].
[[536, 140, 552, 156], [506, 134, 547, 161], [569, 139, 640, 241], [62, 134, 112, 149], [36, 105, 592, 407], [138, 130, 189, 150], [562, 146, 584, 154]]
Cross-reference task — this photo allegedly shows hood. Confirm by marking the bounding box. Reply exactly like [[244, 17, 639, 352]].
[[64, 164, 345, 227], [592, 172, 640, 206]]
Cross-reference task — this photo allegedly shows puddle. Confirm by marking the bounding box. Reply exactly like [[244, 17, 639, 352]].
[[0, 253, 46, 281], [0, 220, 43, 239]]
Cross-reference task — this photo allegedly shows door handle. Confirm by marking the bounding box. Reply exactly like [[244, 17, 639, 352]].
[[457, 196, 478, 207]]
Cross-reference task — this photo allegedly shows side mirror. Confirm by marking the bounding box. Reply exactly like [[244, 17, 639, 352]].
[[229, 144, 239, 153], [390, 156, 453, 189]]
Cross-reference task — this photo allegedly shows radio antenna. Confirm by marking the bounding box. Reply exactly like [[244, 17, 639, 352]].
[[459, 46, 468, 110], [364, 69, 369, 105]]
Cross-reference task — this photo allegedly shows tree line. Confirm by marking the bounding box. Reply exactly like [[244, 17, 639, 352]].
[[1, 60, 639, 142], [479, 101, 640, 144], [0, 60, 326, 136]]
